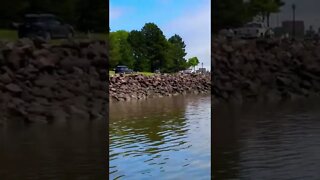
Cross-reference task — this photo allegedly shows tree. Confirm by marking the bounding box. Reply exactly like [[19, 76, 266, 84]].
[[167, 34, 187, 72], [187, 57, 199, 71], [0, 0, 107, 32], [75, 0, 107, 32], [141, 23, 168, 72], [249, 0, 285, 27], [127, 30, 149, 72], [213, 0, 252, 33], [109, 30, 134, 69]]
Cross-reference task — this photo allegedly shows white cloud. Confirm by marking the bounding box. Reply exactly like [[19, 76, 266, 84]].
[[110, 6, 125, 20], [162, 2, 211, 70]]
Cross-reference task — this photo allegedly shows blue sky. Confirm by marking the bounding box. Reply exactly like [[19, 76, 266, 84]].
[[110, 0, 211, 71]]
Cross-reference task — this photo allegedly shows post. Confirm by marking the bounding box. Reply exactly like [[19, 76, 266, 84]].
[[292, 4, 296, 39], [201, 63, 204, 73]]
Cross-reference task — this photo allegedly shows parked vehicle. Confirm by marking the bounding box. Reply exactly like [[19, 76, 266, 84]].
[[115, 65, 133, 74], [234, 22, 273, 39], [219, 28, 235, 38], [18, 14, 74, 40]]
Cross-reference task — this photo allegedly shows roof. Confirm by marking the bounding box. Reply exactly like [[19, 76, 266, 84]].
[[24, 13, 56, 18], [116, 65, 128, 67]]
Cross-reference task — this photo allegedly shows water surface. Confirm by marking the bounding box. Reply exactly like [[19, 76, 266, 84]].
[[109, 95, 211, 180], [0, 118, 106, 179], [213, 99, 320, 179]]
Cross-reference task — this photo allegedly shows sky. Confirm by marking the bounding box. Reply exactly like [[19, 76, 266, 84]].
[[110, 0, 211, 71], [269, 0, 320, 31]]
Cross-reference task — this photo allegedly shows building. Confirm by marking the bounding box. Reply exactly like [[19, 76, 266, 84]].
[[196, 68, 207, 74], [281, 20, 305, 38]]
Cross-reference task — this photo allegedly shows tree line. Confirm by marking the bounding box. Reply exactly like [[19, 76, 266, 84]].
[[0, 0, 106, 32], [213, 0, 285, 33], [109, 23, 199, 73]]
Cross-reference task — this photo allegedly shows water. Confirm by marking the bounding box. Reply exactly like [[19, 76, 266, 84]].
[[0, 118, 106, 179], [109, 95, 211, 180], [213, 99, 320, 179]]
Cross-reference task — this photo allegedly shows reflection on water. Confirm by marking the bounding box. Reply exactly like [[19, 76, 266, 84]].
[[213, 99, 320, 179], [109, 95, 211, 180], [0, 119, 106, 179]]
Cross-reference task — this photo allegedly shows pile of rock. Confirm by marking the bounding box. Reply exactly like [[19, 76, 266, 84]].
[[0, 39, 108, 123], [109, 73, 211, 102], [213, 38, 320, 103]]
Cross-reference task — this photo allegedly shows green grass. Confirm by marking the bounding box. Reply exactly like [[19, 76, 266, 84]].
[[0, 29, 18, 40], [109, 71, 115, 76], [0, 29, 106, 42], [139, 72, 155, 76], [109, 71, 155, 77]]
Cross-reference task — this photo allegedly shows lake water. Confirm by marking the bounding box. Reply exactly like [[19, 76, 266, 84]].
[[213, 98, 320, 179], [0, 118, 106, 179], [109, 95, 211, 180]]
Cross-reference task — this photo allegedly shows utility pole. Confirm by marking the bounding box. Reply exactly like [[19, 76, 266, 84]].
[[201, 63, 204, 73], [292, 3, 296, 39]]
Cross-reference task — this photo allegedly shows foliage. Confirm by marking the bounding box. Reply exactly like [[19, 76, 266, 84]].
[[109, 30, 135, 69], [111, 22, 193, 73], [141, 23, 168, 72], [167, 34, 188, 72], [187, 57, 199, 71], [248, 0, 285, 27], [0, 0, 107, 32], [213, 0, 285, 33]]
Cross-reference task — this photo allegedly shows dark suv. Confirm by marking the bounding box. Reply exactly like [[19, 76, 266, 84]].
[[115, 66, 133, 74], [18, 14, 74, 40]]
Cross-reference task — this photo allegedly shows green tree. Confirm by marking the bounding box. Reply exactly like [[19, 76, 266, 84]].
[[75, 0, 107, 32], [248, 0, 285, 27], [0, 0, 107, 32], [167, 34, 187, 72], [213, 0, 252, 33], [187, 57, 199, 71], [141, 23, 168, 72], [127, 30, 149, 72], [109, 30, 135, 69]]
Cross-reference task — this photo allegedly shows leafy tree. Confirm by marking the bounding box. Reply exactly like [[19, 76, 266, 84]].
[[249, 0, 285, 27], [213, 0, 252, 33], [109, 30, 134, 69], [187, 57, 199, 71], [75, 0, 107, 32], [127, 30, 150, 72], [0, 0, 107, 32], [167, 34, 187, 72], [141, 23, 168, 72]]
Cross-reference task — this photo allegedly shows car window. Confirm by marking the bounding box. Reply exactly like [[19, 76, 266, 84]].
[[49, 20, 61, 25], [245, 23, 262, 28]]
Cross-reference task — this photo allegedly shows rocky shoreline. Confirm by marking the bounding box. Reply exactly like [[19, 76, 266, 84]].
[[213, 38, 320, 104], [109, 73, 211, 102], [0, 39, 108, 124]]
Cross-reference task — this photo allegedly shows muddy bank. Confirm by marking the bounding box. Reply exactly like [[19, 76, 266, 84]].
[[109, 73, 211, 102], [0, 38, 107, 124], [213, 38, 320, 104]]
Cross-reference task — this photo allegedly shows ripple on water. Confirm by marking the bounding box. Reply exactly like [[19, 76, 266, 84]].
[[109, 95, 211, 180]]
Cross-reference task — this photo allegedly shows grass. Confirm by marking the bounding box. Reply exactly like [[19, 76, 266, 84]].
[[0, 29, 106, 43], [109, 71, 115, 76], [0, 29, 18, 40], [109, 71, 155, 77]]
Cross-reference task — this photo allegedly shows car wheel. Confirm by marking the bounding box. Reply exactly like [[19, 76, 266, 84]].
[[43, 32, 51, 41], [67, 31, 74, 39]]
